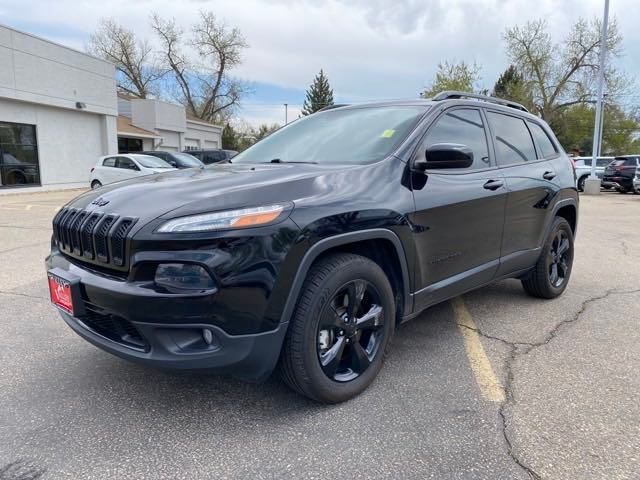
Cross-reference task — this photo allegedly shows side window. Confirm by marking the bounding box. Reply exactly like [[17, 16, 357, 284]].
[[102, 157, 116, 167], [205, 152, 223, 163], [487, 112, 537, 166], [596, 158, 611, 167], [527, 122, 558, 158], [116, 157, 139, 170], [423, 108, 490, 168]]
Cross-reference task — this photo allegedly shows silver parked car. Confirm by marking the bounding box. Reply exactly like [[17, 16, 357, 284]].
[[573, 156, 615, 191]]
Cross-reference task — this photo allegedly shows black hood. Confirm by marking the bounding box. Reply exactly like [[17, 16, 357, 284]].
[[69, 163, 358, 224]]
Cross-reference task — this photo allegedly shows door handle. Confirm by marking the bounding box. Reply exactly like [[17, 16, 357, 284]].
[[543, 171, 556, 180], [483, 179, 504, 191]]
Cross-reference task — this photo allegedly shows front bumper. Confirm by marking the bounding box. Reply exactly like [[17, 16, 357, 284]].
[[58, 308, 287, 381], [46, 249, 289, 381]]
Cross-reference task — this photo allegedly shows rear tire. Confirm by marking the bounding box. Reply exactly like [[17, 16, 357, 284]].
[[577, 175, 587, 192], [279, 253, 395, 403], [91, 180, 102, 189], [522, 217, 574, 299]]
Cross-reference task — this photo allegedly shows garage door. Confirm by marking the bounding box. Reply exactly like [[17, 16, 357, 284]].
[[184, 138, 200, 149], [204, 140, 219, 148]]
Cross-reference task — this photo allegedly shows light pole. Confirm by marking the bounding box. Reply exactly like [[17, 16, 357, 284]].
[[584, 0, 610, 194], [284, 103, 288, 125]]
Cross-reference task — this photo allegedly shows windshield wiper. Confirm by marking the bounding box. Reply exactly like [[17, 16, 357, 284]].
[[265, 158, 317, 164]]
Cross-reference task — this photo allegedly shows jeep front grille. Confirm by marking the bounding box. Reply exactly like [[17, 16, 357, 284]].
[[52, 207, 137, 271]]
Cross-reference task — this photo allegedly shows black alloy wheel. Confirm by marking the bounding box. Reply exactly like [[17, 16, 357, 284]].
[[317, 279, 385, 382], [279, 253, 395, 403], [548, 230, 571, 288], [522, 217, 574, 299]]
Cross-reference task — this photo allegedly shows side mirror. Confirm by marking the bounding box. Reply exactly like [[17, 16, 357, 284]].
[[414, 143, 474, 171]]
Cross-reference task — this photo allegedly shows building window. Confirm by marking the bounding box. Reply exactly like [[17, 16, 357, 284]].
[[0, 122, 40, 188], [118, 137, 143, 153]]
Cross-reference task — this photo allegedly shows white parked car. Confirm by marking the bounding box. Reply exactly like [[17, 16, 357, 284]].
[[633, 169, 640, 194], [573, 156, 615, 191], [90, 154, 176, 189]]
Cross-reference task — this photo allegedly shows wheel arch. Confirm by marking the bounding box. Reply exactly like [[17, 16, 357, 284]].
[[545, 198, 578, 241], [280, 229, 412, 327]]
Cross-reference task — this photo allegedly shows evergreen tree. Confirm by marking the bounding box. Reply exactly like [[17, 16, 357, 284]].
[[493, 65, 522, 98], [301, 69, 334, 115], [222, 123, 239, 150]]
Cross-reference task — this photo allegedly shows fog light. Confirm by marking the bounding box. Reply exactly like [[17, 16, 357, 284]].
[[202, 329, 214, 345], [154, 263, 215, 292]]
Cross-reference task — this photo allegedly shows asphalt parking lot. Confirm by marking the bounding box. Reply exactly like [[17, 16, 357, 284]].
[[1, 189, 638, 480]]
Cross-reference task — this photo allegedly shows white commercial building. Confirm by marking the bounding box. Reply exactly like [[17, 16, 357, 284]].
[[0, 24, 117, 190], [117, 95, 222, 153], [0, 24, 222, 192]]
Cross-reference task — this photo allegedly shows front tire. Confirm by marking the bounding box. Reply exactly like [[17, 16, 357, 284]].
[[522, 217, 574, 299], [91, 180, 102, 189], [279, 253, 395, 403]]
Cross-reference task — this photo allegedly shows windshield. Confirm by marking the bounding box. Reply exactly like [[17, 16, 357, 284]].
[[231, 106, 427, 165], [135, 155, 173, 169], [172, 153, 203, 167]]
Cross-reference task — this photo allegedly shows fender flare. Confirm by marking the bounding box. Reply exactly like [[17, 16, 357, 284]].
[[545, 197, 578, 239], [280, 229, 412, 324]]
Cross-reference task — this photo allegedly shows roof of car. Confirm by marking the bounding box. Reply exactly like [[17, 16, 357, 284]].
[[323, 96, 543, 122]]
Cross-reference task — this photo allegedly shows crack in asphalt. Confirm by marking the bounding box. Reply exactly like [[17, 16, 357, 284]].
[[458, 288, 640, 480], [0, 290, 48, 301], [621, 240, 629, 256], [0, 241, 49, 255], [0, 224, 52, 231]]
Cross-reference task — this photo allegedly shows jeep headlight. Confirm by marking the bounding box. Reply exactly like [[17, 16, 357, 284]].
[[156, 204, 290, 233]]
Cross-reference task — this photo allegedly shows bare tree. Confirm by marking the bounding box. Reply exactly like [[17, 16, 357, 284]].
[[152, 11, 249, 123], [503, 18, 629, 122], [87, 19, 165, 98]]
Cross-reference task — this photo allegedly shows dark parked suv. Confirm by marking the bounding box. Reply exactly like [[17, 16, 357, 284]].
[[46, 92, 578, 403], [186, 149, 237, 165], [141, 151, 204, 169], [603, 155, 640, 193]]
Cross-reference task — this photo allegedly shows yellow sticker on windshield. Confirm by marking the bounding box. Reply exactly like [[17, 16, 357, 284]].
[[381, 129, 395, 138]]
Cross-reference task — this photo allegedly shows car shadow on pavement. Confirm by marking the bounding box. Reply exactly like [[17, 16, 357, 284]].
[[32, 300, 459, 424]]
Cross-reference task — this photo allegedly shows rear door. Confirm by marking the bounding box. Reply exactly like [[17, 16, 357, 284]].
[[410, 107, 507, 310], [99, 157, 119, 184], [486, 111, 559, 275]]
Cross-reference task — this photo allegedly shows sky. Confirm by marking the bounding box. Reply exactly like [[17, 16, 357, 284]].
[[1, 0, 638, 126]]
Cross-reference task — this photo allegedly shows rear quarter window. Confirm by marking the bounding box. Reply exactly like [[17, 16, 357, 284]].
[[527, 122, 558, 158], [102, 157, 116, 167]]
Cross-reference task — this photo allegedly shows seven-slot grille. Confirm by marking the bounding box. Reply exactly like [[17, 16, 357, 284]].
[[52, 207, 137, 269]]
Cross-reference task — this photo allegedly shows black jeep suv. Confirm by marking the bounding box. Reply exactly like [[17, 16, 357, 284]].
[[46, 92, 578, 403]]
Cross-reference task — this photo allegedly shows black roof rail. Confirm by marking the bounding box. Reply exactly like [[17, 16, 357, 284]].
[[431, 91, 529, 113], [318, 104, 350, 112]]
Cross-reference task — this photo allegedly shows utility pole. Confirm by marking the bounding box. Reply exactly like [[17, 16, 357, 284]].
[[284, 103, 288, 125], [584, 0, 610, 194]]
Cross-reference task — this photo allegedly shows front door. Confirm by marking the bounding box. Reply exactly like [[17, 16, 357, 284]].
[[409, 107, 507, 311]]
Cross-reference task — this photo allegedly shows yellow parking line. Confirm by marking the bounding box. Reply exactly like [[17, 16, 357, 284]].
[[451, 296, 505, 402]]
